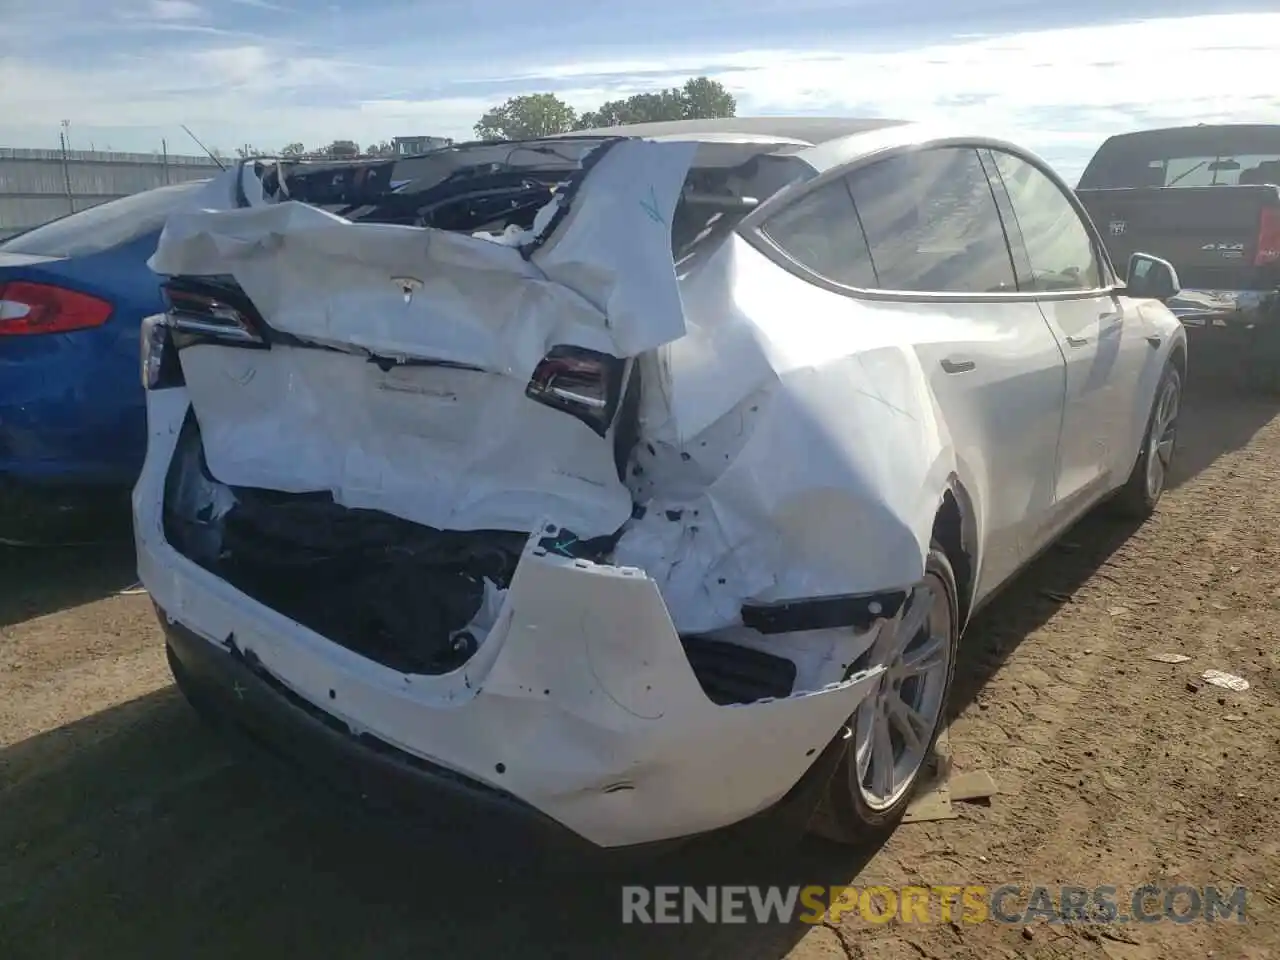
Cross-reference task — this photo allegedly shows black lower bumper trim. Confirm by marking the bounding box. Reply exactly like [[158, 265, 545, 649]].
[[160, 608, 621, 858], [158, 605, 845, 862]]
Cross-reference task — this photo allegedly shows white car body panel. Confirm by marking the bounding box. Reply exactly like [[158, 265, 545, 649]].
[[135, 123, 1187, 848]]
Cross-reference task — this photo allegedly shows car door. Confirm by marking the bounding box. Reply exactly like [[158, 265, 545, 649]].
[[762, 147, 1069, 599], [985, 149, 1150, 525]]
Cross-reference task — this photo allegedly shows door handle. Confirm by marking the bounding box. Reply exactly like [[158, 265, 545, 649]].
[[1066, 336, 1090, 347], [940, 357, 976, 374]]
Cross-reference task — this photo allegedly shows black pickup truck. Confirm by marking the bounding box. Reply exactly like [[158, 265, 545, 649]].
[[1076, 124, 1280, 381]]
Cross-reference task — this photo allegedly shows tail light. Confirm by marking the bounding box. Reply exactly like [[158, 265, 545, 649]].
[[0, 281, 113, 335], [140, 314, 184, 390], [1256, 207, 1280, 266], [525, 345, 626, 436], [161, 278, 265, 345]]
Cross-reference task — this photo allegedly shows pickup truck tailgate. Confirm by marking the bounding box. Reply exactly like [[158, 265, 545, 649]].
[[1077, 184, 1280, 288]]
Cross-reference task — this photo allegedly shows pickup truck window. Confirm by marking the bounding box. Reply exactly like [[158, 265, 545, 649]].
[[1078, 125, 1280, 190], [990, 151, 1102, 293], [1160, 154, 1280, 188]]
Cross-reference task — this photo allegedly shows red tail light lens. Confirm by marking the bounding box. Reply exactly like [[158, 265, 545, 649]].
[[1256, 207, 1280, 266], [0, 281, 113, 335], [525, 345, 626, 436]]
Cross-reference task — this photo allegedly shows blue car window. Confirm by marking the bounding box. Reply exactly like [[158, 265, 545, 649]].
[[0, 179, 206, 258]]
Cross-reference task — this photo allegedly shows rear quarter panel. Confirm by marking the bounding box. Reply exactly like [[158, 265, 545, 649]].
[[0, 231, 165, 484]]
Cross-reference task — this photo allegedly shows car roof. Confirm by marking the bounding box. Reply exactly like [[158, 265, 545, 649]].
[[560, 116, 910, 146], [552, 117, 1003, 176]]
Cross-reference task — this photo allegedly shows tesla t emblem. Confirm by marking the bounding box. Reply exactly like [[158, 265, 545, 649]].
[[392, 276, 424, 304], [1109, 221, 1126, 236]]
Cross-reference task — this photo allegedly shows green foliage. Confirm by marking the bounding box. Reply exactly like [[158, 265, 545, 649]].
[[473, 93, 580, 140], [576, 77, 736, 130], [473, 77, 737, 141]]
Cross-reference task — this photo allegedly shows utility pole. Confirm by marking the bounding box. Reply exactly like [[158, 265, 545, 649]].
[[58, 129, 76, 214]]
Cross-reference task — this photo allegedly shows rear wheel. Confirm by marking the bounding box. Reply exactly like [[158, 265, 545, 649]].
[[1112, 362, 1181, 519], [808, 545, 959, 844]]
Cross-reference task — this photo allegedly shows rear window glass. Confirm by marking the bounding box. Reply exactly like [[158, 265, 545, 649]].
[[0, 180, 205, 258], [1079, 128, 1280, 189], [760, 177, 878, 287], [1155, 154, 1280, 188]]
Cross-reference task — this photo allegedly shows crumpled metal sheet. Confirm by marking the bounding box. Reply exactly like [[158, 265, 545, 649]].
[[614, 233, 948, 633], [147, 140, 694, 540], [148, 138, 946, 635]]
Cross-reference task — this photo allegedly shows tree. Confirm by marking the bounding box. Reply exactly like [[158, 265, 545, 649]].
[[280, 142, 306, 157], [325, 139, 360, 158], [234, 144, 263, 159], [473, 93, 578, 141], [678, 76, 736, 120], [365, 140, 395, 157], [575, 77, 736, 130]]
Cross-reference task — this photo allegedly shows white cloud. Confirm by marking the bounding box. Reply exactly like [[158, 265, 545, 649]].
[[0, 11, 1275, 178], [148, 0, 205, 20]]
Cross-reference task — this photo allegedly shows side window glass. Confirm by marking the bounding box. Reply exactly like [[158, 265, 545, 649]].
[[845, 147, 1018, 293], [990, 151, 1103, 292], [760, 178, 878, 288]]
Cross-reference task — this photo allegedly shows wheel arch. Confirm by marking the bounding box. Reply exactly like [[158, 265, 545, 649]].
[[1168, 338, 1188, 385], [931, 477, 978, 628]]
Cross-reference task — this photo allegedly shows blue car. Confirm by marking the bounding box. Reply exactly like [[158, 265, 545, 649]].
[[0, 179, 206, 542]]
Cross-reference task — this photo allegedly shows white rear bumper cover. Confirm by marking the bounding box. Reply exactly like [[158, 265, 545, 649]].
[[136, 390, 885, 848]]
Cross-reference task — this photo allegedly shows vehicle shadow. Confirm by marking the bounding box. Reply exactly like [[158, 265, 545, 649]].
[[1167, 373, 1280, 492], [1, 376, 1276, 960], [946, 370, 1277, 716], [0, 539, 139, 630], [0, 686, 877, 960]]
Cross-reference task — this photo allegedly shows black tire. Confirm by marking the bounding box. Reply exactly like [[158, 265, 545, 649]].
[[1111, 362, 1181, 520], [1242, 319, 1280, 395], [807, 544, 960, 845]]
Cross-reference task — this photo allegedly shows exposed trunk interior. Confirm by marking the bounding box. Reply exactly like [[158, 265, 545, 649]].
[[161, 413, 614, 674], [162, 414, 798, 701]]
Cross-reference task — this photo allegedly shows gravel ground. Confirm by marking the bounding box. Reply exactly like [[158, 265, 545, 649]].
[[2, 368, 1278, 960]]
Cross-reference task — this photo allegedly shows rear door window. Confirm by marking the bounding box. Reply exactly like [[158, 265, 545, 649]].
[[0, 180, 205, 258], [844, 147, 1019, 294]]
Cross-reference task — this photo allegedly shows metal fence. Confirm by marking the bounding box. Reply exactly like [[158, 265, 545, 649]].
[[0, 146, 224, 241]]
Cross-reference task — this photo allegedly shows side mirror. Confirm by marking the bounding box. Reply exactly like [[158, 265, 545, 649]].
[[1124, 252, 1180, 301]]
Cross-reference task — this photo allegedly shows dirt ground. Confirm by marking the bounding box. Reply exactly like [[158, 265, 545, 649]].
[[3, 363, 1280, 960]]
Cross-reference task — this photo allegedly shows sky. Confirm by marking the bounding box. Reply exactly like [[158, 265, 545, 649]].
[[0, 0, 1277, 181]]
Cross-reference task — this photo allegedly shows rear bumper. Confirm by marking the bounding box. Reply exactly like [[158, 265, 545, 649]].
[[0, 328, 146, 486], [1169, 288, 1278, 328], [160, 606, 614, 857], [162, 604, 852, 859], [136, 389, 885, 850]]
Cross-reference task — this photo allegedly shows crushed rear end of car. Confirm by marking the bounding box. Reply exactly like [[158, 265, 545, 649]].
[[134, 135, 934, 849]]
